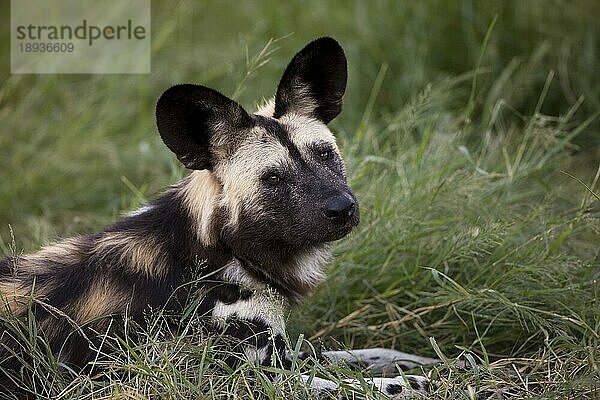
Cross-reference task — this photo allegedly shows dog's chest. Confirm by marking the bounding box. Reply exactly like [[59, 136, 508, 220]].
[[207, 262, 289, 365], [208, 259, 289, 334], [210, 285, 287, 335]]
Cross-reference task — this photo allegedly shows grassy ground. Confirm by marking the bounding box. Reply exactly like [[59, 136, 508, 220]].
[[1, 0, 599, 398]]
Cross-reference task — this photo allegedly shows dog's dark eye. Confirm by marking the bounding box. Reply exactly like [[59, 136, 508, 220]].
[[263, 172, 282, 185], [319, 150, 331, 161], [267, 174, 280, 183]]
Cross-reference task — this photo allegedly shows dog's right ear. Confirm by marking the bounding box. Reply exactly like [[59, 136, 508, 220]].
[[156, 84, 254, 170], [274, 37, 347, 124]]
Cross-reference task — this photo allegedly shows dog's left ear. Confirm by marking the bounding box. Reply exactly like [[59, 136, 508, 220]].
[[273, 37, 347, 124]]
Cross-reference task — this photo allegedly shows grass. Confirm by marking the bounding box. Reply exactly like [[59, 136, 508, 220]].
[[1, 0, 599, 398]]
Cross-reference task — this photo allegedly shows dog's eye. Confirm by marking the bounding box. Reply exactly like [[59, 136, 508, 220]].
[[263, 172, 282, 185], [319, 150, 331, 161]]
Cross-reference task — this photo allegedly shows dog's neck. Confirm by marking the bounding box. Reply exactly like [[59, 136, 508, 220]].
[[169, 170, 332, 303]]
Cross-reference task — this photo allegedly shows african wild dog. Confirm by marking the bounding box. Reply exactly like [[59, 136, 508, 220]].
[[0, 38, 436, 396]]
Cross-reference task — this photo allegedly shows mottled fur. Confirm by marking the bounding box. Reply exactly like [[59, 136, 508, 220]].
[[0, 38, 437, 398]]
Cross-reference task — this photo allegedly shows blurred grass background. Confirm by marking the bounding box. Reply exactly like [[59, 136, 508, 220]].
[[0, 0, 599, 398]]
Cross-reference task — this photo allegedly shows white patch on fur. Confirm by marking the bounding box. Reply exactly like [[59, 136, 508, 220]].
[[304, 374, 428, 398], [362, 376, 427, 398], [322, 348, 439, 375], [211, 286, 287, 335], [126, 205, 155, 217], [292, 245, 331, 290], [302, 375, 339, 391], [255, 98, 275, 117], [244, 344, 271, 365], [179, 170, 222, 246], [222, 259, 267, 291]]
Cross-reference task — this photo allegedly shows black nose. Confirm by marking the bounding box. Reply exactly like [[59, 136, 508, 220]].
[[322, 194, 356, 220]]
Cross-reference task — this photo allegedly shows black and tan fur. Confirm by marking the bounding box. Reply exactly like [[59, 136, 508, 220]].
[[0, 38, 435, 397]]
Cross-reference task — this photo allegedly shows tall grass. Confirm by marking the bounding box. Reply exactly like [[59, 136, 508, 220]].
[[0, 0, 599, 398]]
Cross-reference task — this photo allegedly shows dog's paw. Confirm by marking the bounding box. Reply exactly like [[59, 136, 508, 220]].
[[370, 375, 429, 398], [322, 348, 439, 375], [303, 373, 430, 399]]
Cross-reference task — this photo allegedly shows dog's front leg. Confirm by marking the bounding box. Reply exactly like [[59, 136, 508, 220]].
[[302, 373, 430, 398], [320, 348, 439, 376]]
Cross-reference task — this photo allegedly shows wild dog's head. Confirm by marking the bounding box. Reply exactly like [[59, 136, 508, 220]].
[[156, 38, 357, 296]]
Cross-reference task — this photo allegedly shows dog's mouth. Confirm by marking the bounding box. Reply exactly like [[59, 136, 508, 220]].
[[319, 215, 360, 243], [325, 227, 353, 242]]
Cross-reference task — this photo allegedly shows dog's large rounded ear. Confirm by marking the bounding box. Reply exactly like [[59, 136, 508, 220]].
[[156, 84, 254, 170], [274, 37, 347, 124]]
